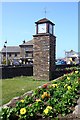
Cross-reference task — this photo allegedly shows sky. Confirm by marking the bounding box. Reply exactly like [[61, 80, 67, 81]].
[[0, 2, 78, 58]]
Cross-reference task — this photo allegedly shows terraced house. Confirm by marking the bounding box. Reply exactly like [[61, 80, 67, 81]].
[[19, 40, 33, 64], [0, 40, 33, 65], [0, 46, 20, 64]]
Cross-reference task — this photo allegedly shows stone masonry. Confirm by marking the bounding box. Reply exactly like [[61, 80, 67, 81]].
[[33, 33, 56, 80]]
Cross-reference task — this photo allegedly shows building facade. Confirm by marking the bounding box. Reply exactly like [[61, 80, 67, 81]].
[[19, 40, 33, 64], [1, 46, 20, 65], [0, 40, 33, 65], [65, 50, 79, 64]]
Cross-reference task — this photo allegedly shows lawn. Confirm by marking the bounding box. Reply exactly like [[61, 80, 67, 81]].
[[2, 76, 47, 105]]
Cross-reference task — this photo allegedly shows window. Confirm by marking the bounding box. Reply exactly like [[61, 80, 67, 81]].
[[9, 53, 11, 57], [3, 53, 6, 57], [26, 53, 33, 58], [3, 54, 6, 57], [15, 53, 17, 57]]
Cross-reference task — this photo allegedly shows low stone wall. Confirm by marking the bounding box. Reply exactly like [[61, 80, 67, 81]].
[[0, 64, 79, 79], [0, 65, 33, 79]]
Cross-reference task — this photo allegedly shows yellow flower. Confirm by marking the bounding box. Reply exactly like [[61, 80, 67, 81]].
[[20, 108, 26, 115], [75, 71, 78, 74], [43, 108, 49, 115], [64, 84, 68, 88], [47, 106, 52, 110], [64, 74, 66, 76], [20, 99, 25, 103], [52, 84, 58, 88], [76, 81, 78, 84], [67, 77, 70, 80], [43, 92, 48, 96], [47, 93, 50, 98], [36, 99, 41, 102], [41, 92, 50, 99], [67, 86, 71, 90], [41, 94, 45, 99]]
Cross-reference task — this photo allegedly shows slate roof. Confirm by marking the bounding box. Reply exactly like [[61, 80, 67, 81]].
[[1, 46, 20, 53], [19, 40, 33, 46], [35, 18, 55, 25]]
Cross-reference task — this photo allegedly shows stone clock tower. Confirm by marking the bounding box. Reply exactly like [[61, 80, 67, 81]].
[[33, 18, 56, 80]]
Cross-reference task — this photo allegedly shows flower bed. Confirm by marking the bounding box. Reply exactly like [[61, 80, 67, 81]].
[[1, 71, 80, 120]]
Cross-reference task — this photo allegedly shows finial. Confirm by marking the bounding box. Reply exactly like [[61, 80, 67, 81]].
[[23, 40, 25, 43], [5, 40, 7, 43]]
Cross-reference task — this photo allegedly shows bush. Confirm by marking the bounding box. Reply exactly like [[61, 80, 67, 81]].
[[2, 58, 10, 65]]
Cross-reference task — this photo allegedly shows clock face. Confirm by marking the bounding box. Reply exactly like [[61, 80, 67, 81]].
[[49, 24, 53, 34], [38, 23, 46, 33]]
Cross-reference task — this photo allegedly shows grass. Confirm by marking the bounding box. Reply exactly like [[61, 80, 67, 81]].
[[1, 76, 47, 105]]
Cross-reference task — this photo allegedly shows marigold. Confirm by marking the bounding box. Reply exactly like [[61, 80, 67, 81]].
[[20, 108, 26, 115], [44, 92, 50, 98], [41, 94, 45, 99], [47, 93, 50, 98], [44, 92, 48, 96], [41, 92, 50, 99]]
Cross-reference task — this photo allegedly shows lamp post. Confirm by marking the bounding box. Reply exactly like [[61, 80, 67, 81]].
[[23, 40, 26, 64], [4, 41, 7, 65]]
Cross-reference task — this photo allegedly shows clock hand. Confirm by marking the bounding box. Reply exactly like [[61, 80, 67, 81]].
[[42, 28, 44, 30]]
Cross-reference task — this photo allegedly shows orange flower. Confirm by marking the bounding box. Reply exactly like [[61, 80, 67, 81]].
[[47, 93, 50, 98], [41, 94, 45, 99], [44, 92, 48, 96], [42, 84, 48, 88], [41, 92, 50, 99]]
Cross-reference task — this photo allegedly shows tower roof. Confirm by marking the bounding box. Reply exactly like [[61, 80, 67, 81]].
[[35, 18, 55, 25]]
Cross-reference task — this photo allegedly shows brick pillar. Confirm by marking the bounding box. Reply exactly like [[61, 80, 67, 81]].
[[33, 34, 56, 80]]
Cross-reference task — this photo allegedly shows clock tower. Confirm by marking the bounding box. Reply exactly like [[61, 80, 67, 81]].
[[33, 18, 56, 80]]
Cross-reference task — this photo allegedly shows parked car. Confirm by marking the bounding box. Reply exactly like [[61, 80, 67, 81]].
[[56, 60, 66, 65], [12, 59, 21, 66]]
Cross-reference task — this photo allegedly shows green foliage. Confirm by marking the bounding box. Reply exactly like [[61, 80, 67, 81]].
[[2, 58, 10, 65], [1, 70, 80, 119]]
